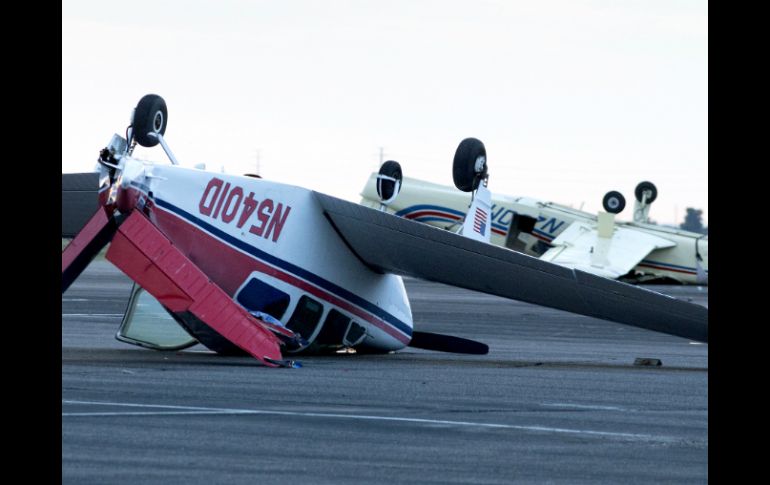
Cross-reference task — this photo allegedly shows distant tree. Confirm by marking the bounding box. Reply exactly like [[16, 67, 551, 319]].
[[680, 208, 707, 234]]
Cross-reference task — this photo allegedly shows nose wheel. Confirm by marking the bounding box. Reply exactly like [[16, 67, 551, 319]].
[[132, 94, 168, 148]]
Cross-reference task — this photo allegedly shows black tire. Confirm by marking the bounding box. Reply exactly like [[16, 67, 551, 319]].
[[376, 160, 402, 201], [602, 190, 626, 214], [453, 138, 487, 192], [133, 94, 168, 147], [634, 181, 658, 204]]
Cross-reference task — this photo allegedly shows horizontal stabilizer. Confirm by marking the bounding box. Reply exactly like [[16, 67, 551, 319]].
[[315, 193, 707, 343]]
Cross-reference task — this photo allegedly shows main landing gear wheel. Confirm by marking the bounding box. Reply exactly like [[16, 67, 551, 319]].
[[602, 190, 626, 214], [376, 160, 402, 201], [634, 181, 658, 204], [453, 138, 487, 192], [133, 94, 168, 147]]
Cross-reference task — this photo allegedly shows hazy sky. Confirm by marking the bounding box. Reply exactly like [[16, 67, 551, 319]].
[[62, 0, 707, 225]]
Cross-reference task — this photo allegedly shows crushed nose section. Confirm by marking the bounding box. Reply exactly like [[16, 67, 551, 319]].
[[105, 210, 289, 367]]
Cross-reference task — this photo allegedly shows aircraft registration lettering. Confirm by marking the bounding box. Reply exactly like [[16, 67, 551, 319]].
[[538, 216, 565, 235], [250, 198, 273, 237], [541, 218, 564, 234], [495, 208, 515, 228], [486, 205, 563, 236], [220, 186, 243, 223], [198, 177, 292, 242]]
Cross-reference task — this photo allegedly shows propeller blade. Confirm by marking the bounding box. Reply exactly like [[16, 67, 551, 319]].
[[408, 331, 489, 355]]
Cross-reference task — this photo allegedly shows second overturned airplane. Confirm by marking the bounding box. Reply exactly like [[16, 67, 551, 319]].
[[361, 141, 708, 285], [62, 97, 707, 368]]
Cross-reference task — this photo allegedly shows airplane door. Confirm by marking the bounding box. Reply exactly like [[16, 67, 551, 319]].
[[504, 213, 547, 256]]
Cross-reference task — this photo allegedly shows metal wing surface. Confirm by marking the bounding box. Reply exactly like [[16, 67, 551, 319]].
[[540, 220, 676, 280], [314, 193, 707, 343]]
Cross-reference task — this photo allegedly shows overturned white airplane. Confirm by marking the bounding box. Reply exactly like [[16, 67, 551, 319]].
[[361, 138, 708, 285], [62, 99, 706, 369]]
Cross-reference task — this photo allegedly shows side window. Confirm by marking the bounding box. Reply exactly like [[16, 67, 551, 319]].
[[236, 277, 291, 319], [344, 321, 367, 346], [316, 309, 350, 345], [286, 295, 324, 340]]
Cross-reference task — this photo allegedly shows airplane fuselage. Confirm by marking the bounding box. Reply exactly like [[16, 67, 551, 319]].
[[361, 175, 708, 284], [119, 159, 413, 354]]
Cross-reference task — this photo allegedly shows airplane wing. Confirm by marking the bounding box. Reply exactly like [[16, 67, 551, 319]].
[[539, 220, 676, 280], [314, 193, 707, 343]]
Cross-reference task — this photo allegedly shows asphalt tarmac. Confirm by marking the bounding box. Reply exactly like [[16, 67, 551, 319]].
[[62, 261, 707, 484]]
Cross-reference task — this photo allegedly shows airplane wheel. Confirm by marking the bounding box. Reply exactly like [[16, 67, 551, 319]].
[[377, 160, 402, 201], [602, 191, 626, 214], [133, 94, 168, 147], [453, 137, 487, 192], [634, 181, 657, 204]]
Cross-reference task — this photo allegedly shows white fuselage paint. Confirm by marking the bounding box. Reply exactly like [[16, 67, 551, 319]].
[[362, 174, 708, 285], [117, 158, 413, 353]]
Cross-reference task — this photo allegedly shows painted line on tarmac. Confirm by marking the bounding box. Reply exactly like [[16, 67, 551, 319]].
[[542, 403, 627, 411], [63, 400, 683, 444], [62, 314, 123, 317]]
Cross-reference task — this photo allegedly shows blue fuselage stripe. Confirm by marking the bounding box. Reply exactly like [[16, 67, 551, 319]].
[[395, 204, 465, 218], [397, 204, 512, 234]]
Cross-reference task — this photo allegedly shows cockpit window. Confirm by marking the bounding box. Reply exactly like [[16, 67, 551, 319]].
[[236, 277, 291, 319], [286, 295, 324, 340]]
